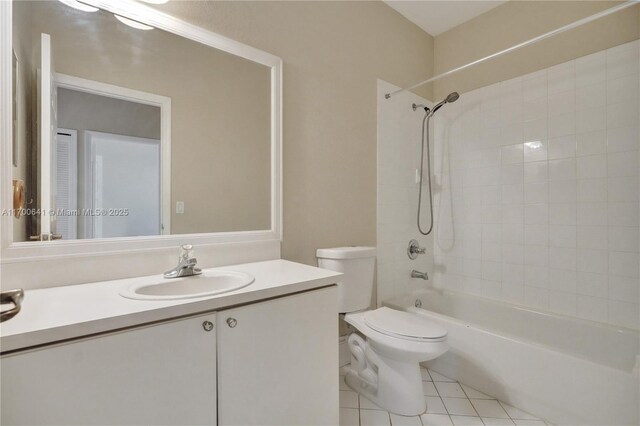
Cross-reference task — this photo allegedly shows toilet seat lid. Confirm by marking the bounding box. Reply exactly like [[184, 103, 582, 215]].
[[363, 307, 447, 341]]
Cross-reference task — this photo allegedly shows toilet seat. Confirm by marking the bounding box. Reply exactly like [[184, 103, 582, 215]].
[[363, 307, 447, 342]]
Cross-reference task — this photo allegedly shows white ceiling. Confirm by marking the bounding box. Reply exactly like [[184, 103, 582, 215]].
[[384, 1, 507, 36]]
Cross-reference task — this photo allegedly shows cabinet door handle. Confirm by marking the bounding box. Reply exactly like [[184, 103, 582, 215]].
[[226, 317, 237, 328]]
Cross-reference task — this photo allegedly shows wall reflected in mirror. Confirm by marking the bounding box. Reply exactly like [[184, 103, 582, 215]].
[[11, 0, 272, 242]]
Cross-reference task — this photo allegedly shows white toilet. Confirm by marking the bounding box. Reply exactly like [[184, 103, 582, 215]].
[[317, 246, 448, 416]]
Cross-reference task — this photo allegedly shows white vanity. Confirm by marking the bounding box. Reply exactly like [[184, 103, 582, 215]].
[[1, 260, 341, 425]]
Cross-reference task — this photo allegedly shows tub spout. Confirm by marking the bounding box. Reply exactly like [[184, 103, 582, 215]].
[[411, 270, 428, 280]]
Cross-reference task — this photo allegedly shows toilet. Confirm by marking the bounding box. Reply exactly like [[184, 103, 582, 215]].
[[317, 246, 448, 416]]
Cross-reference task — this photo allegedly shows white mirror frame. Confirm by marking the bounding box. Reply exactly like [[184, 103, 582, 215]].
[[0, 0, 282, 262]]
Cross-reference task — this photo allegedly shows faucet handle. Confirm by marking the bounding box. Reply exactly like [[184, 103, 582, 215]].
[[179, 244, 195, 260]]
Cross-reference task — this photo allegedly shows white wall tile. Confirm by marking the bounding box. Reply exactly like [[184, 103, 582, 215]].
[[606, 101, 639, 129], [549, 202, 577, 225], [607, 74, 639, 105], [608, 300, 639, 329], [607, 152, 638, 177], [547, 135, 576, 160], [549, 290, 577, 316], [548, 112, 575, 138], [576, 295, 608, 322], [523, 162, 547, 183], [606, 42, 639, 80], [576, 51, 606, 88], [577, 271, 608, 298], [549, 158, 577, 181], [607, 126, 638, 153], [576, 155, 607, 179], [609, 251, 640, 277], [501, 144, 524, 164], [576, 249, 609, 274], [577, 178, 607, 202], [608, 202, 639, 227], [577, 202, 607, 226], [576, 82, 605, 110], [608, 226, 639, 253], [425, 43, 640, 329], [549, 225, 576, 248], [576, 130, 606, 156], [576, 107, 605, 134]]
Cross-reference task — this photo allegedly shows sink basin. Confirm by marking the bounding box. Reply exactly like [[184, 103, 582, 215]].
[[120, 270, 255, 300]]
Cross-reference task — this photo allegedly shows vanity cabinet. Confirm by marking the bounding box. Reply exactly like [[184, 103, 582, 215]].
[[1, 313, 218, 425], [1, 286, 338, 426], [217, 286, 338, 425]]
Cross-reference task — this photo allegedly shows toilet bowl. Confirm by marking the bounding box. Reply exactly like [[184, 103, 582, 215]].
[[316, 246, 449, 416], [344, 307, 448, 415]]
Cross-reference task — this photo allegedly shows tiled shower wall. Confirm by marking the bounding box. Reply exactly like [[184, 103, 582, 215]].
[[377, 80, 434, 306], [432, 40, 640, 329]]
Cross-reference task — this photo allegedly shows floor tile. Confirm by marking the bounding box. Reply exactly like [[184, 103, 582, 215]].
[[422, 381, 439, 396], [421, 413, 453, 426], [442, 398, 477, 416], [460, 384, 493, 399], [499, 402, 540, 420], [429, 370, 456, 382], [435, 382, 467, 398], [389, 413, 422, 425], [360, 395, 384, 410], [360, 409, 391, 426], [339, 407, 359, 426], [482, 418, 516, 425], [339, 375, 350, 391], [421, 367, 433, 381], [425, 396, 448, 414], [340, 390, 359, 409], [449, 415, 484, 425], [470, 399, 509, 418], [513, 421, 546, 426]]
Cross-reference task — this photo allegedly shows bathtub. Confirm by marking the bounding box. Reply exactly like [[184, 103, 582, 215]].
[[385, 289, 640, 426]]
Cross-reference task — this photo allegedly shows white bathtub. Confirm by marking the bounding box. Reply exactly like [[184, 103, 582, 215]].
[[385, 289, 640, 426]]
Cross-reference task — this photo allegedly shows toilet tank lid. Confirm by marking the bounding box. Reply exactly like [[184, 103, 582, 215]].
[[316, 246, 376, 259]]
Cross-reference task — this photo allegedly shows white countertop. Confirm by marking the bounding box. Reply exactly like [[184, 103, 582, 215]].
[[0, 259, 341, 353]]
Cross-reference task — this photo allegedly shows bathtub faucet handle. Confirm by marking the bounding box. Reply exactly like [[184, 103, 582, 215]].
[[407, 239, 426, 259], [411, 270, 429, 280]]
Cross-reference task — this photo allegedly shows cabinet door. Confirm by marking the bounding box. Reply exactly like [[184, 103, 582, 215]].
[[1, 313, 217, 425], [217, 286, 338, 426]]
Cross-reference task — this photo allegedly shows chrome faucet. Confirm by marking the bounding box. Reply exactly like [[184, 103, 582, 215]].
[[164, 244, 202, 278], [411, 270, 429, 280]]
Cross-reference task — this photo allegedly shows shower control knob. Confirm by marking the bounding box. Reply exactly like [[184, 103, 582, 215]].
[[407, 239, 426, 260], [226, 317, 237, 328]]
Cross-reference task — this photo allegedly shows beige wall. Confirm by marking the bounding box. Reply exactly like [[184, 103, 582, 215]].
[[151, 1, 435, 266], [433, 1, 640, 99]]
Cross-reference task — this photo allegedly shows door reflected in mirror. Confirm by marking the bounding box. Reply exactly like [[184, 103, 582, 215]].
[[11, 0, 272, 242]]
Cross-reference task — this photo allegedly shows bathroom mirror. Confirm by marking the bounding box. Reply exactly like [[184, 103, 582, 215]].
[[5, 0, 281, 249]]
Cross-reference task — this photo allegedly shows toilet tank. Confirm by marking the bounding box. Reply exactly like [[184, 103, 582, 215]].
[[316, 246, 376, 313]]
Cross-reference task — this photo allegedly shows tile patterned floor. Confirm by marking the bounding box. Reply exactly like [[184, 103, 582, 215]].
[[339, 365, 551, 426]]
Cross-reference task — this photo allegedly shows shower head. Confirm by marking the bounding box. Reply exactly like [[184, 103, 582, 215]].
[[446, 92, 460, 103], [430, 91, 460, 115]]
